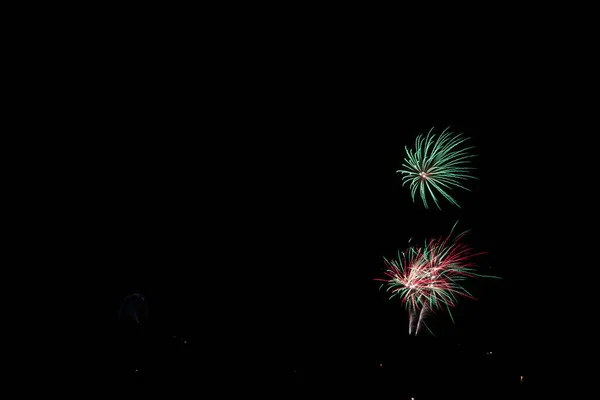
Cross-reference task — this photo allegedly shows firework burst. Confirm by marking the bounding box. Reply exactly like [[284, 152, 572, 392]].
[[375, 222, 498, 335], [398, 126, 477, 210]]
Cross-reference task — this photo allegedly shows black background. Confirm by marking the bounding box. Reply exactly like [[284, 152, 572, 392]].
[[31, 12, 597, 397]]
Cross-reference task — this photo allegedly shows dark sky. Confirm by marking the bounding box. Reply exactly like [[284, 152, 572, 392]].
[[63, 30, 596, 390], [99, 95, 535, 364]]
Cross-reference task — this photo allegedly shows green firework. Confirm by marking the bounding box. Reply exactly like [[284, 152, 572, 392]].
[[398, 126, 477, 210]]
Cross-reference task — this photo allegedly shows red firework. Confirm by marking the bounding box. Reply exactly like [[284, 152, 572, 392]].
[[375, 223, 493, 335]]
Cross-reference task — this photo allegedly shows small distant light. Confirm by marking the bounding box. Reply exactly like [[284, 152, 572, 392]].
[[379, 363, 383, 368], [184, 340, 187, 344], [520, 375, 523, 383]]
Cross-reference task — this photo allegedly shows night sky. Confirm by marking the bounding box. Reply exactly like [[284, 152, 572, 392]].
[[62, 27, 595, 396], [100, 97, 532, 387]]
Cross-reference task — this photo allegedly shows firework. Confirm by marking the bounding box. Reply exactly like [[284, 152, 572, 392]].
[[398, 126, 477, 210], [375, 222, 498, 335]]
